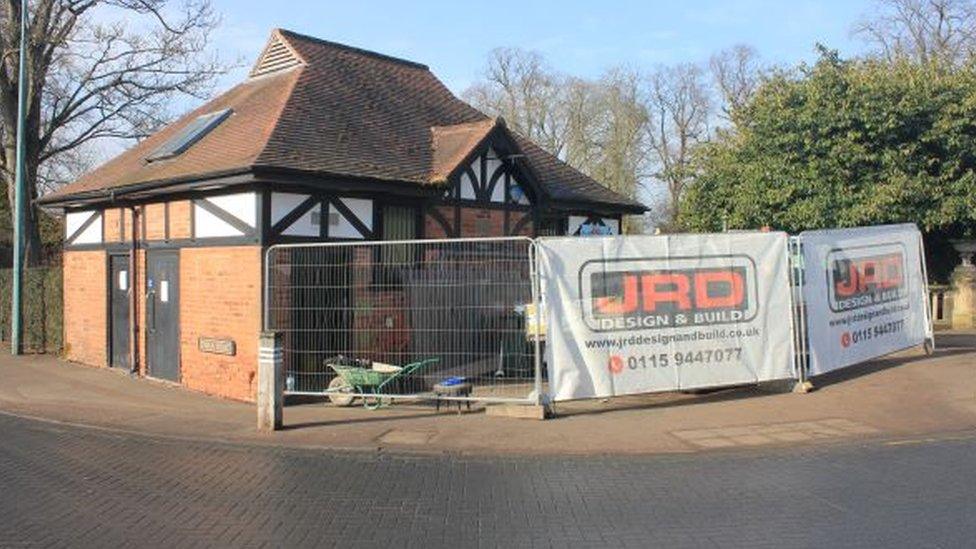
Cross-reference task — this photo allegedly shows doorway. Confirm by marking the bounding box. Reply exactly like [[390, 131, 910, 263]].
[[146, 250, 180, 381], [108, 254, 131, 369]]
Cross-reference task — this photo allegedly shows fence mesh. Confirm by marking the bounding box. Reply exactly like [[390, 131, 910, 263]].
[[265, 238, 540, 404]]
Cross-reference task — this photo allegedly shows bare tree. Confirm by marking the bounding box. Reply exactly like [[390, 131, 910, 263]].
[[465, 51, 649, 222], [560, 76, 602, 177], [854, 0, 976, 65], [709, 44, 762, 120], [644, 63, 711, 226], [586, 69, 648, 206], [562, 69, 649, 233], [0, 0, 226, 264], [462, 47, 567, 156]]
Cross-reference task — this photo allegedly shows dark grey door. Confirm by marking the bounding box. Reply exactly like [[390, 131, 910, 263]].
[[109, 254, 131, 369], [146, 251, 180, 381]]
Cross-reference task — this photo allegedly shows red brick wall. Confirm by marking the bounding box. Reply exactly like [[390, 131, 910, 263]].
[[458, 207, 504, 237], [179, 246, 262, 401], [103, 208, 121, 242], [424, 206, 454, 238], [169, 200, 191, 239], [425, 206, 534, 238], [102, 202, 186, 244], [144, 203, 166, 240], [509, 211, 534, 236], [63, 250, 107, 367], [63, 244, 262, 402]]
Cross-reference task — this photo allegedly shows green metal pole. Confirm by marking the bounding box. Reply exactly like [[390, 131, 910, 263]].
[[11, 0, 28, 355]]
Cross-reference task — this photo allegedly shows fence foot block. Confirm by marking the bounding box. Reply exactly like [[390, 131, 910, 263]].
[[756, 379, 797, 394], [485, 403, 550, 420], [792, 380, 815, 394]]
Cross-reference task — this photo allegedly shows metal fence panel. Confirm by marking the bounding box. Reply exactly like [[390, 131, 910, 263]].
[[265, 238, 541, 405]]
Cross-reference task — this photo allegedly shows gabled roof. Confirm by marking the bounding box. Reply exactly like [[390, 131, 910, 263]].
[[429, 119, 497, 184], [43, 29, 645, 213]]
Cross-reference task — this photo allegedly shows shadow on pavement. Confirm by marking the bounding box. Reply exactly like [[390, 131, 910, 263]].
[[812, 348, 972, 388], [549, 384, 771, 418], [275, 332, 976, 428], [812, 333, 975, 389], [282, 397, 468, 430]]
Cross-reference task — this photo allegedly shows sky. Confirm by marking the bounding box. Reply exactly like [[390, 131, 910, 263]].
[[207, 0, 877, 93]]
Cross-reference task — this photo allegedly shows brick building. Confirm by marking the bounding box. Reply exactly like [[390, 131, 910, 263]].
[[41, 29, 645, 401]]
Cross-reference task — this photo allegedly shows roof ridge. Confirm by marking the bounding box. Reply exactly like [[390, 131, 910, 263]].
[[431, 117, 496, 132], [253, 67, 306, 166], [276, 28, 429, 71]]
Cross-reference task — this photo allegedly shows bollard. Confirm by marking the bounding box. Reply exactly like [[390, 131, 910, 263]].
[[257, 331, 283, 431]]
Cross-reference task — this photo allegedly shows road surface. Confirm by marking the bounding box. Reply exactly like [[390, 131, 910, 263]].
[[0, 412, 973, 548]]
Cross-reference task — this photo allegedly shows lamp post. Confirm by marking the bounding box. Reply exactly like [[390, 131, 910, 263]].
[[11, 0, 28, 355]]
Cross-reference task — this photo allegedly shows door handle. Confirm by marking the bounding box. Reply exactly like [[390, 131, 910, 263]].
[[147, 290, 156, 334]]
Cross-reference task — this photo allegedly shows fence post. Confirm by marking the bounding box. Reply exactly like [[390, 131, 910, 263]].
[[789, 236, 813, 394], [257, 331, 282, 431]]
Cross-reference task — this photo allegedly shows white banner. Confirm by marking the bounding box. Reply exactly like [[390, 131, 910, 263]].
[[799, 224, 931, 376], [538, 232, 795, 401]]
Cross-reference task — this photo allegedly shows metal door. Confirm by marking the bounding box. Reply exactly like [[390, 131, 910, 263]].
[[109, 254, 131, 369], [146, 251, 180, 381]]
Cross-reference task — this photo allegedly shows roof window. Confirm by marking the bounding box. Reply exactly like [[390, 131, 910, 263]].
[[147, 109, 232, 162]]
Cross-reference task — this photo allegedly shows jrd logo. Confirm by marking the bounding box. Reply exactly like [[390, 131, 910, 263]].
[[579, 255, 759, 332], [827, 244, 907, 312]]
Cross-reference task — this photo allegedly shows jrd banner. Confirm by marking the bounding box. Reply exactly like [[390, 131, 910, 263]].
[[538, 233, 795, 401], [799, 224, 932, 376]]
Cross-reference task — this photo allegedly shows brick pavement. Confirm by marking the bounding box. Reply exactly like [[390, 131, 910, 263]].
[[0, 413, 975, 547], [0, 333, 974, 456]]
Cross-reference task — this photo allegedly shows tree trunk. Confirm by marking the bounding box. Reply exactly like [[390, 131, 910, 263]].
[[23, 181, 42, 266], [3, 146, 43, 266]]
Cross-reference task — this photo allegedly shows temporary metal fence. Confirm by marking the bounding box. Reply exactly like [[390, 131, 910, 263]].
[[788, 235, 810, 384], [265, 237, 542, 406]]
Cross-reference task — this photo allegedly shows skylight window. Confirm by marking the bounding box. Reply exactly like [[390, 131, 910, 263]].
[[146, 109, 233, 162]]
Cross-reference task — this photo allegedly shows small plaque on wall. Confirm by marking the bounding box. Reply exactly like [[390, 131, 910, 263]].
[[198, 337, 236, 356]]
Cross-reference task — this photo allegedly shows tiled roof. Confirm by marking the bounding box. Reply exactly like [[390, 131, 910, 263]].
[[45, 29, 644, 212], [48, 68, 300, 198], [429, 119, 497, 184]]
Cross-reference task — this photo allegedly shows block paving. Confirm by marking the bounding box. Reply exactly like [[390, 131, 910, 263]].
[[1, 413, 974, 548]]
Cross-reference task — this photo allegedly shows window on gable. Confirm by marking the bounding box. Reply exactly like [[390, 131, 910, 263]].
[[147, 109, 233, 162], [508, 179, 531, 205]]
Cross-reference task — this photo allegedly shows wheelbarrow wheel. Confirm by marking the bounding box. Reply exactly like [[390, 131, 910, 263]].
[[362, 394, 391, 410], [327, 376, 355, 407]]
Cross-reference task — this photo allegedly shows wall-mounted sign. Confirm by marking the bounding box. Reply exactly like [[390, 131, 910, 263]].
[[198, 337, 236, 356]]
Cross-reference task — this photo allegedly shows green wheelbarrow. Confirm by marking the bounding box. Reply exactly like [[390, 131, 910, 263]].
[[325, 357, 438, 410]]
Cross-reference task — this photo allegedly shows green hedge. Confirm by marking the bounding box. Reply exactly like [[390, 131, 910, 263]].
[[0, 267, 62, 353]]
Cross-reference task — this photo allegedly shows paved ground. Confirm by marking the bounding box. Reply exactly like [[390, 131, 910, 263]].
[[0, 333, 974, 455], [1, 411, 974, 548]]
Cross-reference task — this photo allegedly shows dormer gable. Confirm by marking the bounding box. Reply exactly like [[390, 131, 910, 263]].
[[249, 29, 306, 78]]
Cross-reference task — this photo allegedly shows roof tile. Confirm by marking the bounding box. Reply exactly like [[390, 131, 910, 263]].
[[46, 28, 643, 212]]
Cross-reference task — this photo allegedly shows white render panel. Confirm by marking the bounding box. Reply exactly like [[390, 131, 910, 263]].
[[65, 210, 92, 237], [568, 215, 587, 236], [460, 171, 477, 200], [194, 204, 244, 237], [328, 197, 373, 239], [271, 192, 311, 226], [282, 203, 321, 236], [207, 192, 256, 228], [511, 178, 531, 205], [339, 198, 373, 231], [487, 149, 504, 202], [568, 216, 619, 236], [65, 210, 102, 244]]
